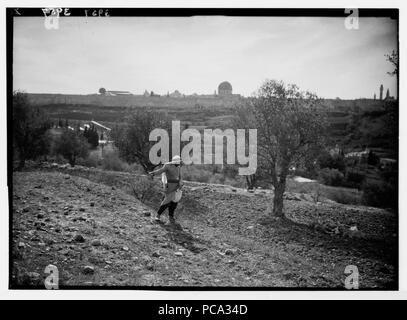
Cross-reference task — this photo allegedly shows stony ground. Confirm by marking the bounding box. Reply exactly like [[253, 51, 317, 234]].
[[11, 166, 397, 289]]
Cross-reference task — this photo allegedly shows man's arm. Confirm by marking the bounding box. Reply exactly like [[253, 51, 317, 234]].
[[149, 164, 167, 176]]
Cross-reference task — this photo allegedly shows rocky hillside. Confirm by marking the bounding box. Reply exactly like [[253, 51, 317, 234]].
[[11, 164, 397, 288]]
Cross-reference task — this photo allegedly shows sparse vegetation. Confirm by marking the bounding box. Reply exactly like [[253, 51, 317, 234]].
[[362, 179, 397, 209], [318, 168, 345, 187]]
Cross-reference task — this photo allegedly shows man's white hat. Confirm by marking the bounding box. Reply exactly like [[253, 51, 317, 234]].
[[171, 155, 182, 164]]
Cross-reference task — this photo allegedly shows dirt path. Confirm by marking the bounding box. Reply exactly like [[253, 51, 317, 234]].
[[11, 168, 397, 288]]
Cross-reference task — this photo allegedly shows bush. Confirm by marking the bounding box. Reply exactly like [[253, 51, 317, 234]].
[[318, 168, 345, 186], [101, 150, 130, 172], [323, 188, 362, 205], [79, 151, 101, 168], [182, 165, 211, 183], [367, 151, 380, 166], [53, 129, 89, 167], [362, 179, 397, 209], [222, 165, 239, 179], [317, 151, 346, 172], [208, 173, 226, 185], [345, 170, 365, 189], [13, 91, 53, 169], [128, 176, 159, 203]]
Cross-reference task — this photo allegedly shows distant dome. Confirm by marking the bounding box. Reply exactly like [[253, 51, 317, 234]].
[[218, 81, 232, 95]]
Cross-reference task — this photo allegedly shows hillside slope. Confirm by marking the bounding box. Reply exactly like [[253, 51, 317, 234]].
[[11, 167, 397, 288]]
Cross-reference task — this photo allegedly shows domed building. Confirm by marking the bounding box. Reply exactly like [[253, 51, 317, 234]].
[[218, 81, 232, 96]]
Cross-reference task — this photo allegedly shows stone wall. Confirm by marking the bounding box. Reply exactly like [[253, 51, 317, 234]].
[[27, 93, 244, 108]]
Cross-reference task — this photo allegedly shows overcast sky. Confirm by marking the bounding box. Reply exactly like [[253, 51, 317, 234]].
[[13, 16, 397, 99]]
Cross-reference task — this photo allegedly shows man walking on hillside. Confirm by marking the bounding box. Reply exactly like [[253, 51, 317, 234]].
[[148, 155, 183, 223]]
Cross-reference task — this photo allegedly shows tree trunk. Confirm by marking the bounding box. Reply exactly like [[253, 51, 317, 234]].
[[246, 174, 256, 190], [272, 182, 285, 218], [69, 155, 76, 167]]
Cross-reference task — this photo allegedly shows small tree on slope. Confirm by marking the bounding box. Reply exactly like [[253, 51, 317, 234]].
[[236, 80, 327, 218]]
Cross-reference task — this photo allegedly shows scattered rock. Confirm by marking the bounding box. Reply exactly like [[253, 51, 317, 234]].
[[146, 262, 155, 271], [59, 249, 69, 255], [82, 266, 95, 274], [37, 213, 44, 219], [122, 246, 129, 251], [18, 242, 25, 249], [91, 239, 102, 246], [143, 211, 151, 217], [79, 207, 85, 212], [152, 251, 161, 258], [22, 272, 42, 285], [225, 248, 237, 256], [90, 202, 95, 207], [73, 234, 85, 243], [174, 251, 183, 256], [350, 226, 358, 232], [22, 207, 30, 213]]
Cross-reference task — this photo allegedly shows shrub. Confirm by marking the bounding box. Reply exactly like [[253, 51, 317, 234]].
[[80, 151, 101, 168], [318, 168, 345, 186], [101, 150, 130, 172], [317, 151, 346, 172], [345, 170, 365, 189], [182, 165, 211, 183], [13, 91, 53, 169], [367, 151, 380, 166], [128, 176, 159, 203], [222, 165, 238, 179], [323, 188, 362, 205], [208, 173, 226, 185], [362, 179, 397, 209], [53, 129, 89, 167]]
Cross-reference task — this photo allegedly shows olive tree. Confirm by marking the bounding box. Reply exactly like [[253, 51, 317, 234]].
[[13, 91, 52, 169], [54, 129, 90, 167], [236, 80, 327, 218], [111, 108, 171, 173], [385, 50, 398, 77]]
